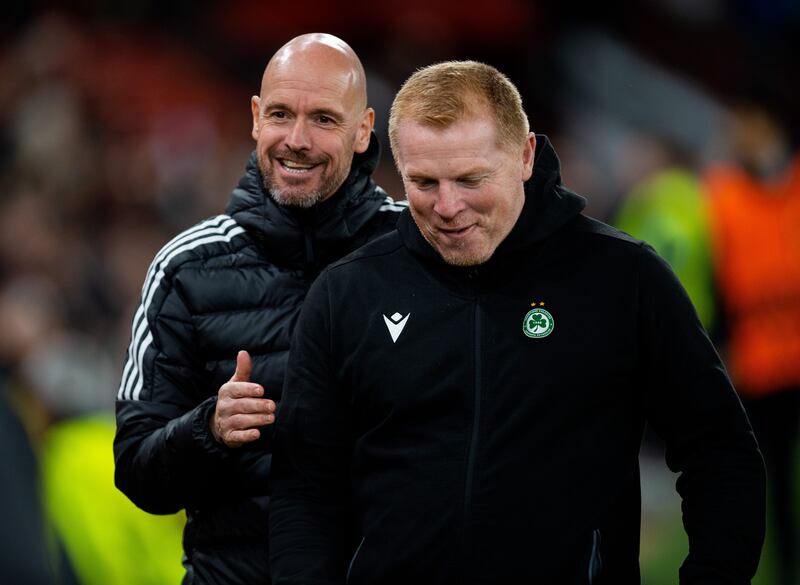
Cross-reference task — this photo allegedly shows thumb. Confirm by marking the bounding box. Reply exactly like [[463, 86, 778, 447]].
[[230, 350, 253, 382]]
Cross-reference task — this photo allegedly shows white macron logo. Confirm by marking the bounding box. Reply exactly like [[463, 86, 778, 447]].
[[383, 312, 410, 343]]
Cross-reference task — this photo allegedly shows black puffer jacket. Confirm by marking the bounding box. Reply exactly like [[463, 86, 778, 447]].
[[114, 135, 405, 585]]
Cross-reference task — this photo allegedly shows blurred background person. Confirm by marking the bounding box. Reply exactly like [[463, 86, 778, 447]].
[[0, 390, 58, 584], [21, 330, 187, 585], [0, 278, 61, 585], [0, 275, 186, 585], [704, 95, 800, 585], [612, 137, 717, 332]]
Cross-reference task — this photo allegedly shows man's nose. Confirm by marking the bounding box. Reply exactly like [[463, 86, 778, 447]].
[[285, 119, 312, 151], [433, 182, 465, 219]]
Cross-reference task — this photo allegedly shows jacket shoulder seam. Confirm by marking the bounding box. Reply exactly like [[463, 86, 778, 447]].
[[155, 215, 250, 276], [577, 216, 644, 248]]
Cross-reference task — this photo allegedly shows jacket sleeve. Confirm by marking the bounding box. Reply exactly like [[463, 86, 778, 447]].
[[114, 263, 238, 515], [637, 244, 766, 584], [269, 271, 352, 585]]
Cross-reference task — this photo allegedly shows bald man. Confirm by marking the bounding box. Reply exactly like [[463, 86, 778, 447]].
[[114, 34, 406, 584]]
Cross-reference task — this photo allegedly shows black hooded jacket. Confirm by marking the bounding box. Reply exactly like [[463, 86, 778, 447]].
[[114, 135, 405, 585], [269, 137, 765, 584]]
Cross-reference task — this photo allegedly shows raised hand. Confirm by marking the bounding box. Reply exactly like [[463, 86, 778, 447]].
[[210, 350, 275, 448]]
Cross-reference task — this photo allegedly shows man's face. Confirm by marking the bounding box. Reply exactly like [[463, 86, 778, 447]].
[[396, 113, 534, 266], [251, 55, 373, 207]]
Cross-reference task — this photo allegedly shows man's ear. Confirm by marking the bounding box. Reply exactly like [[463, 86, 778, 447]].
[[250, 96, 261, 141], [354, 108, 375, 153], [521, 132, 536, 181]]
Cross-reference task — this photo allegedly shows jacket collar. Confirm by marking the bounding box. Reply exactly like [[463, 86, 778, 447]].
[[225, 132, 387, 267], [398, 134, 586, 268]]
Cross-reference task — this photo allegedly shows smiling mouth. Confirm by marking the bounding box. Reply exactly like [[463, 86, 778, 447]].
[[278, 159, 320, 173], [438, 225, 475, 237]]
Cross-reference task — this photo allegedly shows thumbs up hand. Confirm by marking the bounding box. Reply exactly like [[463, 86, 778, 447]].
[[210, 350, 276, 448]]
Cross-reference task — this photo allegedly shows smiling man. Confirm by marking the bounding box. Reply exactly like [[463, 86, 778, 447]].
[[396, 102, 530, 267], [113, 34, 405, 585], [269, 61, 766, 584], [251, 35, 372, 208]]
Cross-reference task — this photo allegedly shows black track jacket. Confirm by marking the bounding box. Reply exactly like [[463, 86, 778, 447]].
[[269, 137, 765, 585], [114, 135, 405, 585]]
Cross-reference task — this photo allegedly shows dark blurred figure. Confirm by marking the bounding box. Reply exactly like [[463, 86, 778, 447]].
[[0, 392, 57, 585], [0, 275, 183, 585], [705, 98, 800, 585], [0, 278, 61, 585], [20, 331, 185, 585]]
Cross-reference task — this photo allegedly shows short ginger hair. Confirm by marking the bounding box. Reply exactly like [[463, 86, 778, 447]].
[[388, 60, 530, 164]]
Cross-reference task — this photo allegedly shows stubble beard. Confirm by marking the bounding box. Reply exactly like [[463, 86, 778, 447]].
[[409, 209, 490, 267], [267, 180, 324, 208], [434, 242, 491, 267], [259, 152, 352, 209]]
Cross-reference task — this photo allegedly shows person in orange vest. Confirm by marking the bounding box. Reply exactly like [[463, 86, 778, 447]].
[[705, 96, 800, 585]]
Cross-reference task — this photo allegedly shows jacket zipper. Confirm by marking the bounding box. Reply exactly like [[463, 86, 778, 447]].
[[463, 299, 482, 555], [346, 536, 365, 584], [587, 528, 603, 584]]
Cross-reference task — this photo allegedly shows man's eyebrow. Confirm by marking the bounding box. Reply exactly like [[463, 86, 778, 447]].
[[405, 171, 436, 182], [262, 101, 344, 120], [308, 107, 345, 120], [261, 100, 289, 112], [406, 167, 491, 181], [457, 170, 491, 179]]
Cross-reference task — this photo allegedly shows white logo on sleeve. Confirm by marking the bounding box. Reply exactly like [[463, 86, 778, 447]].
[[383, 312, 410, 343]]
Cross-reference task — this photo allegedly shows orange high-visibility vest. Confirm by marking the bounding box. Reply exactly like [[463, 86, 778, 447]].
[[705, 156, 800, 395]]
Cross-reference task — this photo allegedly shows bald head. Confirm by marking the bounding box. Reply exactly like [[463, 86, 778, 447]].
[[261, 33, 367, 111], [249, 33, 375, 208]]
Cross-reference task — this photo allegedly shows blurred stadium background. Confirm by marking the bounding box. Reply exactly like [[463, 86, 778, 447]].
[[1, 1, 798, 583]]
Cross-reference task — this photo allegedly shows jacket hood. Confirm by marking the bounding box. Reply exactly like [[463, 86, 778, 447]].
[[399, 134, 586, 265], [225, 131, 388, 267]]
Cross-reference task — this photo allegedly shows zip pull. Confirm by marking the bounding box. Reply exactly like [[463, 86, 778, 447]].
[[346, 537, 365, 584], [588, 528, 603, 583]]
